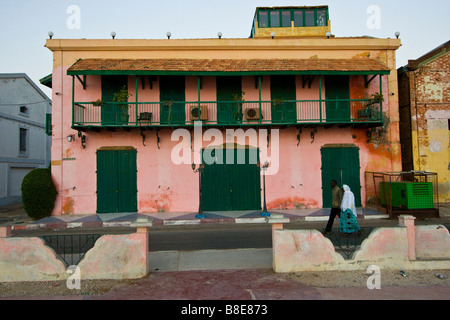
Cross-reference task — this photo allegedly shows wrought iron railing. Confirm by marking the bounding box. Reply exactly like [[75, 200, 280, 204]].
[[72, 99, 382, 127], [41, 234, 102, 266], [322, 227, 374, 260]]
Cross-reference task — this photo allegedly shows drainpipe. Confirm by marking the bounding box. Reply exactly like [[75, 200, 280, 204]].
[[412, 70, 421, 171]]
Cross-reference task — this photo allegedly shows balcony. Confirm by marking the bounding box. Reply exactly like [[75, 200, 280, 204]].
[[72, 99, 383, 130]]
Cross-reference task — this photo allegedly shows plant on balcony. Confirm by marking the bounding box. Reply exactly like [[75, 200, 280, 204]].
[[112, 86, 132, 124], [272, 98, 285, 108], [358, 92, 384, 119], [231, 90, 245, 122], [92, 99, 103, 106], [162, 100, 175, 123]]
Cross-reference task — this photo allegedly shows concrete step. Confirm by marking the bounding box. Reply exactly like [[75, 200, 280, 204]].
[[149, 248, 273, 272]]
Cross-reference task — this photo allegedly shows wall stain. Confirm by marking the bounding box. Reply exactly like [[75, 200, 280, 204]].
[[62, 197, 74, 215], [267, 197, 318, 210]]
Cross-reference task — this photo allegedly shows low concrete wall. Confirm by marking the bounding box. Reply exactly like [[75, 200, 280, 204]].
[[415, 225, 450, 260], [273, 217, 450, 273], [78, 232, 148, 280], [0, 237, 67, 282], [0, 228, 149, 282], [273, 230, 344, 273]]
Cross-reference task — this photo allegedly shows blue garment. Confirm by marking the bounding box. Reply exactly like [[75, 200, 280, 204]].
[[339, 209, 360, 234]]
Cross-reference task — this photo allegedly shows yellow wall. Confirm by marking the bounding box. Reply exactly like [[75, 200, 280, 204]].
[[253, 21, 331, 38]]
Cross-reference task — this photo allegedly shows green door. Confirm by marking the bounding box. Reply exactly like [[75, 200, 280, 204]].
[[101, 75, 128, 125], [97, 149, 137, 213], [217, 76, 243, 124], [270, 75, 297, 123], [160, 76, 186, 125], [201, 148, 261, 211], [325, 75, 350, 122], [321, 147, 361, 208]]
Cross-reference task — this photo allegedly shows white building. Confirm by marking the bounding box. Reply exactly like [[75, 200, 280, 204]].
[[0, 73, 51, 206]]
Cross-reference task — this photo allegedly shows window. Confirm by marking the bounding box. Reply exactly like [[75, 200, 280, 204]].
[[19, 106, 29, 117], [294, 10, 304, 27], [305, 10, 315, 27], [281, 11, 291, 27], [19, 128, 27, 154], [270, 11, 280, 27], [258, 8, 329, 29], [45, 114, 52, 136], [316, 9, 327, 26], [259, 11, 268, 28]]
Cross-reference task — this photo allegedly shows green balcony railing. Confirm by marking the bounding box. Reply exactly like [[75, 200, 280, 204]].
[[72, 99, 382, 128]]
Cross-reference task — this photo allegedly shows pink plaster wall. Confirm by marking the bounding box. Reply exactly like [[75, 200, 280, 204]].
[[273, 229, 344, 273], [0, 237, 67, 282], [415, 225, 450, 260], [78, 233, 148, 279], [50, 70, 398, 215]]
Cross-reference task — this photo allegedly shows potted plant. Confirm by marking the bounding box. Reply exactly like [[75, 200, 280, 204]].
[[162, 100, 174, 123], [358, 92, 384, 118], [231, 91, 245, 122], [92, 99, 103, 107], [112, 86, 131, 124]]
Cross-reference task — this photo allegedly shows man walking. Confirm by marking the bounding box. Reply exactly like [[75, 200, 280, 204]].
[[323, 180, 343, 234]]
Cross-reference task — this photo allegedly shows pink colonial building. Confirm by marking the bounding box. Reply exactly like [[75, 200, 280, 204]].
[[43, 6, 402, 216]]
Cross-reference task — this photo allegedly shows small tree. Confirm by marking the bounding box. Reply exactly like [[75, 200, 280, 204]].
[[21, 168, 57, 220]]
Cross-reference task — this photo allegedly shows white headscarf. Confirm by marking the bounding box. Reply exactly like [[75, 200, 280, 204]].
[[341, 185, 358, 218]]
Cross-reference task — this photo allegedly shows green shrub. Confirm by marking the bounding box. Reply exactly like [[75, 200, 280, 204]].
[[21, 168, 57, 220]]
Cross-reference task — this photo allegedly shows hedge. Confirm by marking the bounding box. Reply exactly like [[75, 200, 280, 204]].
[[21, 168, 57, 220]]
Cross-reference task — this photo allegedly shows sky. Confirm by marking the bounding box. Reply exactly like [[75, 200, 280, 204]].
[[0, 0, 449, 98]]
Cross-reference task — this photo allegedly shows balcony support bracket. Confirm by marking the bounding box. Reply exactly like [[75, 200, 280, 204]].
[[365, 75, 377, 88], [75, 75, 86, 90]]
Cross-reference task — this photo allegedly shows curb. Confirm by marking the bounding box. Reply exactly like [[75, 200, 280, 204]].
[[8, 213, 387, 231]]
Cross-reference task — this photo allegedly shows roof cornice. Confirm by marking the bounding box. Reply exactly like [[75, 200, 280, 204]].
[[45, 38, 402, 52]]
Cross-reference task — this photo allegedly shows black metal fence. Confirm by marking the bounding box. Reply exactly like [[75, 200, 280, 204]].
[[41, 234, 102, 266], [365, 171, 439, 219], [322, 227, 374, 259]]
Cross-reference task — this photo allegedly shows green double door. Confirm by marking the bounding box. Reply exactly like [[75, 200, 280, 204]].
[[101, 75, 128, 125], [271, 75, 297, 123], [201, 148, 261, 211], [160, 76, 186, 124], [217, 76, 243, 124], [325, 75, 350, 122], [97, 149, 137, 213], [321, 147, 361, 208]]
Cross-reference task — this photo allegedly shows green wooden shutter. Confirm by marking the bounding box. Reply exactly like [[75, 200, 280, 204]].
[[201, 148, 261, 211], [321, 147, 361, 208], [101, 76, 128, 125], [97, 150, 119, 213], [45, 114, 52, 136], [270, 75, 297, 123], [325, 75, 350, 122], [117, 150, 138, 212], [217, 76, 243, 124], [160, 76, 186, 125], [97, 149, 137, 213]]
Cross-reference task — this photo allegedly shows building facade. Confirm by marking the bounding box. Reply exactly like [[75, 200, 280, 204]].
[[0, 73, 52, 206], [398, 41, 450, 203], [45, 6, 402, 216]]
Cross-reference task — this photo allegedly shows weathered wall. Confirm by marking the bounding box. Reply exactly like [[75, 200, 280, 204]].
[[0, 237, 67, 282], [408, 52, 450, 202], [273, 223, 450, 272], [415, 225, 450, 260], [47, 38, 401, 214], [0, 230, 149, 282], [78, 232, 148, 280]]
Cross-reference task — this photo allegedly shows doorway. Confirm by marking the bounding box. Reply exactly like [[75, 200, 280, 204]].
[[97, 148, 137, 213], [321, 146, 362, 208]]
